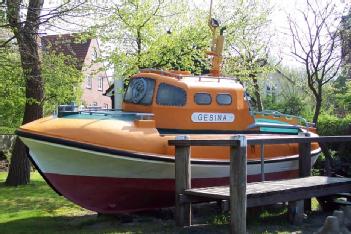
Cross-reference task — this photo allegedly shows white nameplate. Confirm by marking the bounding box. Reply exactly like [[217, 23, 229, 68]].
[[191, 112, 235, 123]]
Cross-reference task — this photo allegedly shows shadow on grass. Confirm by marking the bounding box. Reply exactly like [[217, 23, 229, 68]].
[[206, 204, 328, 234], [0, 180, 79, 214], [0, 213, 231, 234]]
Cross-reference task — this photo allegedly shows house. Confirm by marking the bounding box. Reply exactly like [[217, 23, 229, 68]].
[[260, 68, 304, 102], [40, 34, 112, 109]]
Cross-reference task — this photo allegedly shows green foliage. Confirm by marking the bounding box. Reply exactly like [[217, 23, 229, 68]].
[[142, 24, 211, 75], [0, 50, 83, 128], [263, 95, 306, 116], [317, 114, 351, 136], [332, 78, 351, 116], [0, 51, 25, 128], [95, 0, 210, 77], [0, 127, 16, 134], [42, 53, 83, 115], [223, 0, 273, 80], [317, 114, 351, 176]]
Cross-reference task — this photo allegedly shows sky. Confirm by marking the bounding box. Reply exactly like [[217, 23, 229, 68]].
[[269, 0, 349, 67]]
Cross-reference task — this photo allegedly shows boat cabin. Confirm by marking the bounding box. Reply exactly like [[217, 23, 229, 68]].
[[122, 69, 255, 132]]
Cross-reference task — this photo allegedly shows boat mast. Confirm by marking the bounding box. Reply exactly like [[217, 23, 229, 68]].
[[207, 0, 225, 77]]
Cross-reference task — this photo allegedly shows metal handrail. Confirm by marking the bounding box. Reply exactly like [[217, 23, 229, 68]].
[[139, 68, 239, 82], [251, 110, 309, 128], [57, 106, 154, 120]]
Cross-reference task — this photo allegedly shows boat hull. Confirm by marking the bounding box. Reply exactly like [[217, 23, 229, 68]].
[[21, 137, 320, 214]]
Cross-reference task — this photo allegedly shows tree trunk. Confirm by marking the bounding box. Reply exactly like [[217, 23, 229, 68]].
[[5, 0, 44, 186], [251, 74, 263, 111], [313, 96, 322, 126], [5, 138, 30, 185], [313, 94, 332, 176]]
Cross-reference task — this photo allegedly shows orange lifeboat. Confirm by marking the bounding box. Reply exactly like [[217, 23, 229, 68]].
[[17, 69, 320, 214]]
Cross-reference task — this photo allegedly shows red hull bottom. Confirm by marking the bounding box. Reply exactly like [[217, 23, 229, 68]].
[[45, 170, 298, 214]]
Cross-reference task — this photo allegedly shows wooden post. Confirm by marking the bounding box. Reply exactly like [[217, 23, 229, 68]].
[[299, 144, 311, 177], [260, 144, 265, 181], [288, 200, 305, 225], [230, 135, 247, 234], [298, 135, 312, 212], [174, 135, 191, 227]]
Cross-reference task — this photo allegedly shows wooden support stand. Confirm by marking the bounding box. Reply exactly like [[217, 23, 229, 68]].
[[170, 135, 351, 233], [230, 135, 247, 234], [174, 135, 191, 227], [287, 139, 312, 224]]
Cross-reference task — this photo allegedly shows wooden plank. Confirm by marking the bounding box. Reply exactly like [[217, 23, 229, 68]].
[[247, 183, 351, 207], [169, 136, 351, 147], [174, 135, 191, 227], [230, 135, 247, 234], [247, 135, 351, 145], [184, 177, 351, 207]]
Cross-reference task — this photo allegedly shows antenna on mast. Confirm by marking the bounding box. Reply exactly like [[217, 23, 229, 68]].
[[207, 0, 225, 77]]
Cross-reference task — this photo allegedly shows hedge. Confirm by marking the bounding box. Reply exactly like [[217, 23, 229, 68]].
[[317, 114, 351, 136], [316, 114, 351, 177], [0, 126, 16, 135]]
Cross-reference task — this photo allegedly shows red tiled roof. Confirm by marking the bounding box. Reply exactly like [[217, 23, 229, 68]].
[[41, 33, 91, 70]]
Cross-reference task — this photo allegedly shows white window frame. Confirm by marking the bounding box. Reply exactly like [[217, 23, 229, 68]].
[[92, 48, 98, 61], [86, 76, 92, 89], [98, 77, 103, 91]]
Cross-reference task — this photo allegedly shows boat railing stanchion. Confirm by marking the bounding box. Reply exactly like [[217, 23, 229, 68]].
[[260, 143, 265, 181]]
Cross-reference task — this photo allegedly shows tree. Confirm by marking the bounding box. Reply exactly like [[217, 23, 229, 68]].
[[4, 0, 45, 186], [91, 0, 211, 77], [222, 0, 273, 111], [0, 51, 24, 129], [2, 0, 87, 185], [141, 23, 211, 74], [93, 0, 173, 76], [262, 66, 314, 117], [0, 51, 83, 129], [288, 0, 349, 125], [41, 53, 83, 115]]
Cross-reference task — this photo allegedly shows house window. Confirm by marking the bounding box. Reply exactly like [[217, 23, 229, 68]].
[[93, 102, 98, 106], [98, 77, 103, 91], [156, 83, 186, 106], [104, 103, 108, 109], [92, 48, 98, 61], [86, 76, 92, 89], [194, 93, 211, 105]]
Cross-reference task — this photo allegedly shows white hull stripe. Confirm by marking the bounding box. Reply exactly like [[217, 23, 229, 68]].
[[20, 136, 320, 179], [18, 130, 320, 166]]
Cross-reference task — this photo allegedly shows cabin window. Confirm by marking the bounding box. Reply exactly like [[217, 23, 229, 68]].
[[216, 93, 232, 105], [124, 77, 155, 105], [194, 93, 211, 105], [156, 83, 186, 106]]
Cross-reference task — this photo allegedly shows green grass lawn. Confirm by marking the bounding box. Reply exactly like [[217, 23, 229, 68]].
[[0, 172, 328, 234], [0, 172, 179, 234]]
